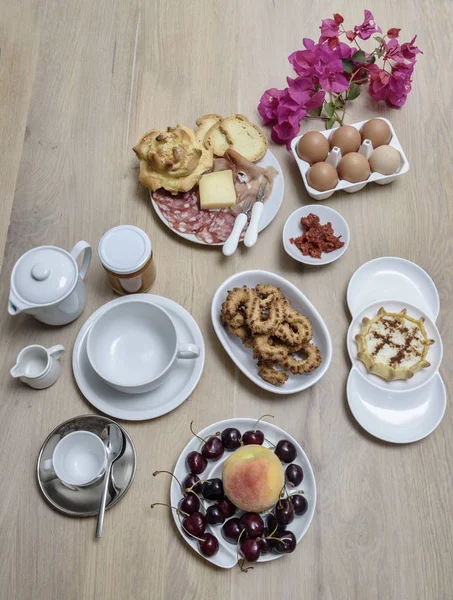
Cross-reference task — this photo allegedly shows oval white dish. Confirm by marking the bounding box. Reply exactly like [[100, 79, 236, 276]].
[[169, 418, 316, 568], [282, 204, 350, 266], [211, 270, 332, 394], [150, 149, 284, 246]]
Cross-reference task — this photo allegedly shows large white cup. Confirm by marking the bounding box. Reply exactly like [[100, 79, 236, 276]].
[[86, 299, 200, 394], [43, 431, 107, 488]]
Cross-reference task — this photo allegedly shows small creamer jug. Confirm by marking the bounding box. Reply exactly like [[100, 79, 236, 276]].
[[11, 344, 65, 389]]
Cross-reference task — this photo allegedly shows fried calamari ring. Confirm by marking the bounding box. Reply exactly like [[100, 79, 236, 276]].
[[255, 284, 284, 307], [252, 336, 289, 362], [258, 361, 289, 386], [247, 296, 285, 335], [282, 344, 322, 375], [275, 307, 312, 346]]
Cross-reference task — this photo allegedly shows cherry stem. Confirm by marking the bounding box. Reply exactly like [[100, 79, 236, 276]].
[[264, 437, 276, 448], [150, 502, 189, 518], [189, 421, 207, 445], [153, 470, 183, 494], [252, 414, 274, 432], [239, 558, 253, 573], [236, 528, 246, 567], [288, 489, 305, 496]]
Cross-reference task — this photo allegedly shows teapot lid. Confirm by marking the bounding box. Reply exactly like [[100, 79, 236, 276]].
[[11, 246, 78, 306]]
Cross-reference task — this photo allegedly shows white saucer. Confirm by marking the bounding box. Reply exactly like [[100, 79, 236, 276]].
[[347, 257, 440, 320], [72, 295, 205, 421], [282, 205, 350, 266], [347, 300, 443, 393], [347, 368, 446, 443], [150, 149, 284, 246], [169, 418, 316, 568]]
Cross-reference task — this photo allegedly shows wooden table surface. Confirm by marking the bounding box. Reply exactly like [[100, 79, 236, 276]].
[[1, 1, 452, 599]]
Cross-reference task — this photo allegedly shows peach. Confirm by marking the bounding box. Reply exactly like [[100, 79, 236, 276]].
[[222, 445, 284, 513]]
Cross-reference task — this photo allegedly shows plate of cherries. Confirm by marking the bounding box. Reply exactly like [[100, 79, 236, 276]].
[[152, 416, 316, 570]]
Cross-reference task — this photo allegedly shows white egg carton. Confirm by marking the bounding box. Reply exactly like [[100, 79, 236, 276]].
[[290, 117, 410, 201]]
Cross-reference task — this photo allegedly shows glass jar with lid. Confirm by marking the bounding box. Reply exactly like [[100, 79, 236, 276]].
[[98, 225, 156, 295]]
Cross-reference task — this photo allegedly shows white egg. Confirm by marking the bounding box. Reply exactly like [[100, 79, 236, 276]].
[[369, 145, 401, 175]]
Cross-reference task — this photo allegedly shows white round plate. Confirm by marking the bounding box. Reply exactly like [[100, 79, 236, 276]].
[[347, 300, 443, 393], [211, 270, 332, 394], [347, 368, 446, 443], [150, 149, 284, 245], [169, 418, 316, 569], [282, 205, 350, 266], [72, 295, 205, 421], [347, 257, 440, 321]]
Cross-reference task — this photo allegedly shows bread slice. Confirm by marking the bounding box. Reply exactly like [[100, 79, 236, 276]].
[[220, 114, 268, 162], [195, 114, 222, 145], [204, 122, 232, 157]]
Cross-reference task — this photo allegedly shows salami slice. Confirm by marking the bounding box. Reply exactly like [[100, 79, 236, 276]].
[[196, 210, 236, 244]]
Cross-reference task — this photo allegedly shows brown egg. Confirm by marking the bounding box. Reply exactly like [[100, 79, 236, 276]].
[[296, 131, 330, 164], [307, 162, 339, 191], [329, 125, 361, 155], [338, 152, 370, 183], [361, 119, 392, 148]]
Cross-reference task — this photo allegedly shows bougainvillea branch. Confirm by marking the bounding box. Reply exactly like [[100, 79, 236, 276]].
[[257, 10, 422, 147]]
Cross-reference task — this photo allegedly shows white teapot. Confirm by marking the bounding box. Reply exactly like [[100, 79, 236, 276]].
[[8, 241, 92, 326]]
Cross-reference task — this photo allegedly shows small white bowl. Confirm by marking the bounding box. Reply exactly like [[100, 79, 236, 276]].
[[86, 299, 179, 394], [283, 205, 350, 266]]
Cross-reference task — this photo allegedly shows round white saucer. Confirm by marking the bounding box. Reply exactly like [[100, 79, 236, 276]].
[[347, 368, 446, 443], [169, 418, 316, 568], [72, 295, 205, 421], [347, 257, 440, 321], [282, 204, 350, 266], [347, 300, 443, 394]]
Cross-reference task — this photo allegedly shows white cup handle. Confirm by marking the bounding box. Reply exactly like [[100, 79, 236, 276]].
[[43, 458, 54, 473], [177, 343, 200, 359], [48, 345, 65, 360], [70, 241, 92, 281]]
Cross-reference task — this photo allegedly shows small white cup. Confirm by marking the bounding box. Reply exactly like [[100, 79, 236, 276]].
[[43, 431, 107, 488], [10, 344, 65, 389], [86, 299, 200, 394]]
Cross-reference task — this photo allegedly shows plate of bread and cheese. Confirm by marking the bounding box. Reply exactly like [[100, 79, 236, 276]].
[[133, 114, 284, 246]]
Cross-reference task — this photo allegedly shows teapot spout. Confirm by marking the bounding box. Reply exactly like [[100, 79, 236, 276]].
[[8, 291, 27, 316], [10, 363, 23, 378]]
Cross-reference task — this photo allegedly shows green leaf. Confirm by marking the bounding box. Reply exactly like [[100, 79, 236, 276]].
[[323, 102, 335, 118], [366, 54, 376, 64], [311, 105, 323, 117], [326, 117, 336, 129], [351, 50, 366, 63], [348, 83, 360, 101], [376, 48, 385, 58], [342, 59, 354, 73], [374, 35, 383, 43], [335, 95, 345, 107]]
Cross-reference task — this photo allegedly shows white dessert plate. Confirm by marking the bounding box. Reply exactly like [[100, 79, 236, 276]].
[[347, 300, 443, 393], [211, 270, 332, 394], [282, 205, 350, 266], [169, 418, 316, 568], [347, 368, 446, 443], [72, 295, 205, 421], [347, 257, 440, 321], [150, 149, 284, 245]]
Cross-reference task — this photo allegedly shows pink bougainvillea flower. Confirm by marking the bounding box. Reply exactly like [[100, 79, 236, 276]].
[[354, 9, 382, 40], [368, 65, 390, 101], [345, 29, 356, 41], [387, 28, 401, 39], [271, 120, 303, 147], [333, 13, 344, 25], [288, 48, 318, 80], [320, 18, 340, 42], [400, 36, 422, 61], [257, 88, 283, 124], [383, 38, 402, 61], [319, 59, 349, 93]]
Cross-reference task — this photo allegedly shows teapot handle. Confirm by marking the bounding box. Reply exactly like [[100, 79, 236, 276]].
[[70, 241, 92, 281]]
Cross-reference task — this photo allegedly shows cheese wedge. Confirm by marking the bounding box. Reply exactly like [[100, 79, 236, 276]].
[[199, 170, 237, 209]]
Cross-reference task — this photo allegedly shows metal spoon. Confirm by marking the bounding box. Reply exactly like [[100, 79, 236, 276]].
[[95, 423, 124, 539]]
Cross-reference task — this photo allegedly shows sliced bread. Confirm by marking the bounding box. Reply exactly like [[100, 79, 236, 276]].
[[204, 122, 232, 157], [220, 114, 268, 162], [195, 114, 223, 145]]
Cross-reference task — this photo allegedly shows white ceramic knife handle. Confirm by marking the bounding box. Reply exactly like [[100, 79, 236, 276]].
[[244, 202, 264, 248], [222, 213, 247, 256]]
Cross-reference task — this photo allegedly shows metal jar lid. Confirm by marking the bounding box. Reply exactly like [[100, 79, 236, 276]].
[[98, 226, 152, 275]]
